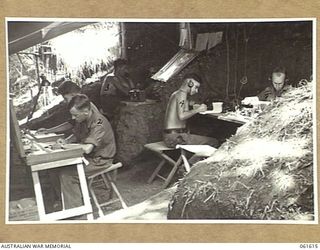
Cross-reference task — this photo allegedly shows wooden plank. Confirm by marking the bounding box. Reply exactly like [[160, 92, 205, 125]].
[[77, 163, 92, 214], [163, 156, 183, 188], [86, 162, 123, 180], [40, 205, 92, 221], [106, 173, 128, 209], [9, 99, 25, 158], [176, 145, 217, 157], [26, 147, 83, 165], [148, 159, 166, 184], [31, 157, 83, 172], [31, 171, 46, 220]]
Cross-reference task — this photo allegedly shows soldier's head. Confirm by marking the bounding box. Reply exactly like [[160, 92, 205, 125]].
[[68, 94, 91, 123], [182, 73, 201, 96], [57, 80, 81, 103], [271, 66, 287, 91], [113, 58, 129, 77]]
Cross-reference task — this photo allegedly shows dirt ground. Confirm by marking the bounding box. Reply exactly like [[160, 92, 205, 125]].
[[99, 154, 174, 216]]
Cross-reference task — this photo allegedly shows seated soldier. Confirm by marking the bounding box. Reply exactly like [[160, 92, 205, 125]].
[[58, 94, 116, 213], [37, 81, 100, 211], [163, 73, 218, 148], [100, 59, 135, 121], [258, 66, 291, 101]]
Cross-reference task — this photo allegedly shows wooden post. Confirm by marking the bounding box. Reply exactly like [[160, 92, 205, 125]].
[[120, 22, 127, 59], [9, 99, 25, 158]]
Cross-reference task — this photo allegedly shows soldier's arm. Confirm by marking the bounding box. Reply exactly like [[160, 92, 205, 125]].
[[258, 87, 272, 101], [176, 94, 198, 121], [37, 121, 73, 134], [115, 77, 133, 96], [81, 117, 106, 154], [79, 144, 94, 154], [100, 76, 112, 95]]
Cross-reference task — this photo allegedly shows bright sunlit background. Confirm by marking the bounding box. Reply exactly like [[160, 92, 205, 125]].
[[50, 22, 120, 73]]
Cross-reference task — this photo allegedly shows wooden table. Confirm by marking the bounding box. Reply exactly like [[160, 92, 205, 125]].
[[10, 101, 93, 221], [24, 139, 93, 221], [199, 111, 253, 125]]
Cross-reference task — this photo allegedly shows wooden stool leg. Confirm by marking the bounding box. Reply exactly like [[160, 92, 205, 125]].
[[181, 149, 191, 172], [101, 174, 113, 200], [106, 174, 128, 209], [88, 179, 104, 218], [112, 169, 118, 181], [148, 159, 166, 183], [163, 156, 183, 188], [61, 190, 65, 210]]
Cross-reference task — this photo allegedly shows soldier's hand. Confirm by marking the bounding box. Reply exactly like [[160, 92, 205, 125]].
[[263, 89, 272, 97], [189, 100, 196, 106], [193, 104, 200, 110], [57, 138, 67, 147], [197, 104, 208, 112]]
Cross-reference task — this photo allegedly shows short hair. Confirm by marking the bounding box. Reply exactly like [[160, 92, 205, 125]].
[[57, 81, 81, 96], [68, 94, 91, 111], [272, 66, 286, 75], [183, 73, 202, 84], [113, 58, 128, 69]]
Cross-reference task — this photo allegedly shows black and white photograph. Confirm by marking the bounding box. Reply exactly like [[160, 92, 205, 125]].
[[6, 18, 317, 223]]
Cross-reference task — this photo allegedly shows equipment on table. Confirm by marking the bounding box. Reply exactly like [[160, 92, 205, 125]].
[[129, 89, 146, 102]]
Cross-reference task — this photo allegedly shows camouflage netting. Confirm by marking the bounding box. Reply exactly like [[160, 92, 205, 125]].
[[168, 82, 314, 220]]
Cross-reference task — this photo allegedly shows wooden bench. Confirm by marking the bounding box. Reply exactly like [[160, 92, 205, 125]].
[[144, 141, 182, 188], [176, 144, 217, 172]]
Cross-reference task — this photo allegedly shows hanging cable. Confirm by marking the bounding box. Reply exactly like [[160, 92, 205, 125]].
[[244, 25, 248, 78]]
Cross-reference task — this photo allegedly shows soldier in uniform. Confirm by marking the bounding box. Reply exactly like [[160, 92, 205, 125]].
[[258, 66, 291, 101], [100, 59, 135, 121], [58, 94, 116, 211]]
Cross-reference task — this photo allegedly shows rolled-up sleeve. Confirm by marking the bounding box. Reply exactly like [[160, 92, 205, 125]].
[[83, 123, 105, 147]]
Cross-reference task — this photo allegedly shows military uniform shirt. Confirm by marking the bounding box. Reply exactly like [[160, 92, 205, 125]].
[[72, 104, 116, 166]]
